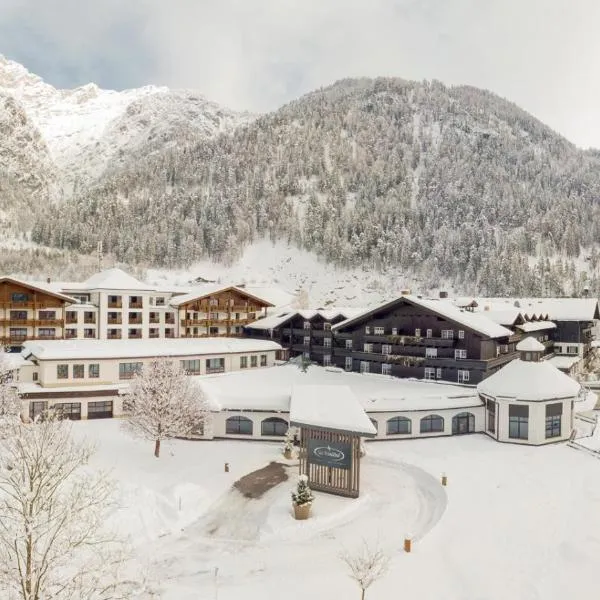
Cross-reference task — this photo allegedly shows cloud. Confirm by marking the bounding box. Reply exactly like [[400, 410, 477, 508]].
[[1, 0, 600, 147]]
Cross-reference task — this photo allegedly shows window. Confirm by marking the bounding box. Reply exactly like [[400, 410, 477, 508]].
[[363, 343, 373, 353], [345, 339, 353, 349], [374, 326, 384, 335], [155, 297, 165, 306], [387, 416, 411, 435], [53, 402, 81, 421], [38, 310, 56, 320], [426, 329, 432, 338], [119, 362, 143, 380], [486, 399, 496, 433], [455, 349, 467, 360], [324, 337, 331, 348], [458, 330, 465, 339], [304, 336, 311, 347], [324, 322, 331, 331], [128, 328, 142, 339], [303, 352, 310, 360], [88, 401, 113, 419], [441, 329, 454, 339], [240, 356, 248, 369], [73, 364, 84, 379], [360, 361, 370, 374], [181, 359, 201, 374], [381, 344, 392, 355], [303, 321, 311, 330], [391, 328, 398, 336], [226, 416, 253, 435], [29, 401, 48, 421], [436, 368, 442, 379], [424, 367, 435, 380], [260, 354, 267, 366], [11, 292, 29, 302], [415, 328, 421, 337], [567, 346, 579, 355], [88, 364, 99, 378], [545, 403, 562, 439], [365, 326, 371, 334], [10, 328, 27, 339], [84, 329, 95, 339], [509, 405, 529, 439], [323, 354, 332, 366], [382, 363, 392, 375], [250, 355, 258, 368], [32, 372, 38, 381], [57, 364, 68, 379], [458, 370, 470, 383], [345, 357, 353, 371], [261, 417, 288, 436], [209, 327, 219, 335], [38, 328, 56, 338], [207, 358, 225, 373], [209, 298, 218, 306], [452, 412, 475, 435], [420, 415, 444, 433], [425, 347, 437, 358]]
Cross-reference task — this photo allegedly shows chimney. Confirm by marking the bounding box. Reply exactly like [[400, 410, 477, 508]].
[[46, 277, 51, 284], [400, 289, 411, 296], [439, 291, 448, 299], [484, 305, 490, 311]]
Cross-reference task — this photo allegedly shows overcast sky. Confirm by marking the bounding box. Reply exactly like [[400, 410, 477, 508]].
[[1, 0, 599, 148]]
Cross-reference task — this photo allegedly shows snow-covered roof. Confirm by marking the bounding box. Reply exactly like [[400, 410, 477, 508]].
[[548, 355, 582, 371], [168, 284, 274, 308], [82, 268, 155, 291], [18, 382, 129, 395], [1, 353, 32, 371], [516, 337, 545, 352], [21, 338, 282, 361], [195, 364, 478, 414], [246, 308, 353, 331], [290, 385, 377, 437], [481, 309, 522, 326], [333, 295, 513, 339], [0, 276, 77, 303], [516, 321, 556, 332], [477, 359, 581, 402], [473, 298, 600, 322]]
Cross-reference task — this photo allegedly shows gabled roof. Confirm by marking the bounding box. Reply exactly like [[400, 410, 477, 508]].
[[82, 268, 154, 291], [169, 284, 274, 308], [516, 321, 556, 333], [516, 336, 545, 352], [245, 308, 356, 331], [0, 276, 76, 304], [333, 295, 513, 339], [473, 298, 600, 322]]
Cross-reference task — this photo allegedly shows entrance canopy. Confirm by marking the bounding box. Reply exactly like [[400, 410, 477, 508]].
[[289, 385, 377, 437]]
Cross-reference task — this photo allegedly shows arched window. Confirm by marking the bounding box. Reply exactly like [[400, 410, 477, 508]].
[[452, 412, 475, 435], [386, 416, 412, 435], [226, 416, 253, 435], [261, 417, 288, 436], [420, 414, 444, 434]]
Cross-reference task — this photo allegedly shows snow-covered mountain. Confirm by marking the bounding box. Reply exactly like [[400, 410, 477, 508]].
[[0, 55, 250, 194]]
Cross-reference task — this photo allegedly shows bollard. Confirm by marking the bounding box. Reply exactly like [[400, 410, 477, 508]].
[[441, 473, 447, 486], [404, 538, 412, 553], [224, 462, 229, 473]]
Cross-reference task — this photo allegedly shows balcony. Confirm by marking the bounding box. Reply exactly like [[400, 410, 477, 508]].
[[149, 331, 160, 339], [107, 317, 122, 325], [66, 314, 78, 324], [165, 330, 175, 338], [387, 334, 456, 347], [128, 331, 142, 339], [84, 331, 96, 339], [65, 330, 77, 339], [84, 316, 96, 324], [149, 314, 160, 324], [36, 319, 62, 327], [165, 315, 175, 325], [107, 333, 122, 340], [108, 299, 122, 309], [129, 300, 143, 309], [128, 316, 143, 325]]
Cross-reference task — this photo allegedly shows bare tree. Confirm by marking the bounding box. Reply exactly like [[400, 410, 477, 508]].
[[0, 350, 22, 436], [0, 416, 138, 600], [122, 358, 210, 458], [340, 539, 390, 600]]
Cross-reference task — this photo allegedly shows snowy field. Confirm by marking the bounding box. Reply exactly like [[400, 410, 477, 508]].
[[74, 420, 600, 599]]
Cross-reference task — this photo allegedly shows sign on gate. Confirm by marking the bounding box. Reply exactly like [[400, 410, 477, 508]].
[[307, 438, 352, 470]]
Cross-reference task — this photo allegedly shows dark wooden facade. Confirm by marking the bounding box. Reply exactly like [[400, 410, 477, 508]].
[[0, 278, 73, 350], [332, 298, 515, 385], [298, 426, 362, 498], [244, 312, 348, 365], [177, 287, 273, 338]]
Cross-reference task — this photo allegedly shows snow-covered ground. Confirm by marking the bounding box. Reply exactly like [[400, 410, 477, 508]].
[[146, 239, 425, 308], [75, 420, 600, 599]]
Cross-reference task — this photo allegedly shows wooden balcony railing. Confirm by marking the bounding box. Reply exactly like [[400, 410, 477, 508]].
[[129, 301, 143, 309], [108, 301, 122, 309], [107, 333, 122, 339], [107, 318, 122, 325], [84, 317, 96, 324], [128, 318, 143, 325]]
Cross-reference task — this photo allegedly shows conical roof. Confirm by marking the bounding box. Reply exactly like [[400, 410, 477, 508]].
[[477, 359, 580, 402], [516, 336, 545, 352], [82, 268, 154, 291]]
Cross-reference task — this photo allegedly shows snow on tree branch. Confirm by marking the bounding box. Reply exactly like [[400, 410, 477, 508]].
[[122, 358, 211, 458], [0, 349, 22, 437], [0, 415, 141, 599], [340, 538, 390, 600]]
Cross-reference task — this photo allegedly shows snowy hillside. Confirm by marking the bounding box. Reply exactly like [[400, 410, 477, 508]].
[[0, 55, 249, 192], [146, 239, 426, 308]]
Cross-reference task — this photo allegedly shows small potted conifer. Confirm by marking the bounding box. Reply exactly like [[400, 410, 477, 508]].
[[291, 475, 314, 520], [283, 429, 295, 459]]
